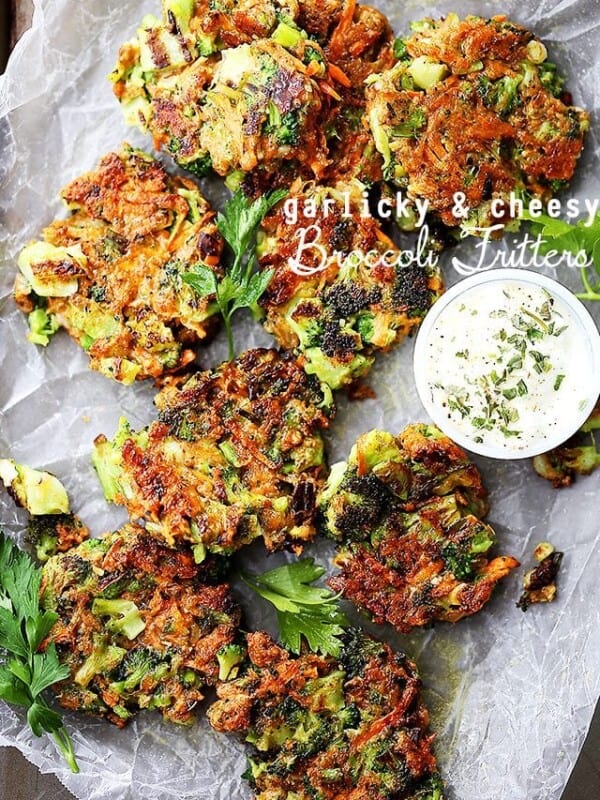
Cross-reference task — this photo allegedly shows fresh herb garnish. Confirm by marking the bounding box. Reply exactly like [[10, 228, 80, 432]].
[[242, 558, 348, 657], [0, 532, 79, 772], [523, 210, 600, 300], [183, 188, 287, 358]]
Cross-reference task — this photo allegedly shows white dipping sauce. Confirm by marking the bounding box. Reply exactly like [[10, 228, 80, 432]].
[[420, 279, 596, 454]]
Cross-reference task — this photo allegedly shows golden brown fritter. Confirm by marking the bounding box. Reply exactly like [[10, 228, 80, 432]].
[[366, 14, 589, 230], [14, 145, 223, 383], [40, 524, 240, 727], [93, 348, 334, 555], [321, 424, 519, 633], [257, 179, 443, 389], [111, 1, 341, 183], [111, 0, 394, 186], [208, 629, 445, 800]]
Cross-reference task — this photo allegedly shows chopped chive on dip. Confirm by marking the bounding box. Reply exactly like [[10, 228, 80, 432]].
[[420, 279, 595, 454]]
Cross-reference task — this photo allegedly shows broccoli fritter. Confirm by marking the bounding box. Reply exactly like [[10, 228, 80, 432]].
[[111, 0, 339, 183], [366, 14, 589, 231], [533, 401, 600, 487], [208, 629, 444, 800], [93, 348, 334, 555], [111, 0, 398, 187], [40, 524, 240, 727], [14, 146, 223, 383], [320, 425, 519, 633], [257, 179, 443, 389]]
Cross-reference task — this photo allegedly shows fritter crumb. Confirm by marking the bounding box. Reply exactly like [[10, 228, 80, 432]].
[[517, 542, 563, 611]]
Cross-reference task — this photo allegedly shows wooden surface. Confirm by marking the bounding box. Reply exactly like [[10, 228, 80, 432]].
[[10, 0, 33, 49], [1, 2, 600, 799]]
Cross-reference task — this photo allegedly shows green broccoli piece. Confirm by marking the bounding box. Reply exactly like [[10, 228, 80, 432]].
[[302, 670, 345, 713], [538, 61, 565, 98], [0, 459, 70, 516], [393, 38, 410, 61], [271, 21, 305, 49], [441, 528, 495, 580], [108, 646, 170, 695], [477, 74, 522, 116], [27, 513, 88, 563], [217, 643, 246, 681], [74, 635, 127, 688], [92, 598, 146, 640], [182, 153, 213, 178], [338, 628, 387, 680], [92, 417, 146, 502], [533, 404, 600, 487], [27, 307, 60, 346]]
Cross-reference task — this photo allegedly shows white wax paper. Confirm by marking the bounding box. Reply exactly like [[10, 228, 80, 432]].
[[0, 1, 599, 798]]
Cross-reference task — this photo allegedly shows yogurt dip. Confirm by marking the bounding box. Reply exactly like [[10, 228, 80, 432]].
[[413, 269, 600, 459]]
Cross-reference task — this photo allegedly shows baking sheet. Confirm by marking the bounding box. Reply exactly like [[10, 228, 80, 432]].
[[0, 1, 599, 798]]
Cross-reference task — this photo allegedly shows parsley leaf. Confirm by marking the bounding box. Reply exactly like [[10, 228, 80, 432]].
[[0, 532, 79, 772], [242, 558, 349, 657], [183, 188, 287, 358], [523, 210, 600, 301]]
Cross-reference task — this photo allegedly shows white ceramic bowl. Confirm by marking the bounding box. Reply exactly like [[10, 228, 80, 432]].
[[413, 268, 600, 459]]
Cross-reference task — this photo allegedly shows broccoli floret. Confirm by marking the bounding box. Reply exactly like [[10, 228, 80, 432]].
[[538, 61, 565, 98], [441, 529, 494, 580], [0, 459, 70, 516], [338, 702, 361, 729], [27, 513, 88, 563], [183, 153, 213, 178], [302, 670, 345, 713], [217, 643, 246, 681], [108, 646, 170, 695], [27, 306, 60, 346], [410, 772, 446, 800], [74, 635, 127, 688], [92, 598, 146, 640]]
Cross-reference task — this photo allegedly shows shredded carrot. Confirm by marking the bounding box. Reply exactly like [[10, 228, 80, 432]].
[[320, 83, 342, 102], [327, 0, 357, 61], [305, 61, 322, 78], [328, 63, 352, 88]]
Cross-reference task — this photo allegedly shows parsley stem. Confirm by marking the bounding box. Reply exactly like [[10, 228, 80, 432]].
[[52, 726, 80, 773], [224, 314, 235, 360]]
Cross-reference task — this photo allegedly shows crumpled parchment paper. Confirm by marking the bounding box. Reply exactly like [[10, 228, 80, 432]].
[[0, 1, 599, 798]]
